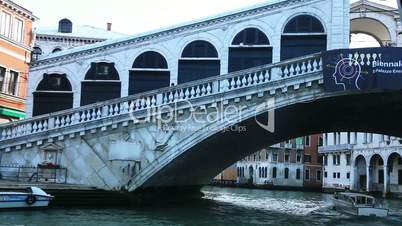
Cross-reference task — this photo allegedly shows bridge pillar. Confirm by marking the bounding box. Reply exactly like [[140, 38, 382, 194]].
[[383, 165, 389, 198]]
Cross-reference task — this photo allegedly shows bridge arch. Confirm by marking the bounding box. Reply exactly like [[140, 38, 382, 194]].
[[32, 73, 73, 116], [281, 14, 327, 60], [80, 62, 121, 106], [369, 154, 385, 190], [350, 17, 391, 47], [126, 82, 402, 191], [129, 51, 170, 95], [228, 27, 273, 73], [178, 40, 221, 84], [354, 154, 367, 191]]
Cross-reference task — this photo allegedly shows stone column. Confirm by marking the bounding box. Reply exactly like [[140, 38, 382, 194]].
[[366, 165, 371, 192], [383, 165, 388, 198], [350, 166, 357, 191]]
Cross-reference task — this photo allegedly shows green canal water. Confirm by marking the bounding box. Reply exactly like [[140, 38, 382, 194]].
[[0, 186, 401, 226]]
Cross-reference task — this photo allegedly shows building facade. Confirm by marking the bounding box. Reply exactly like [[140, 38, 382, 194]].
[[32, 19, 126, 60], [235, 138, 306, 189], [320, 133, 402, 197], [303, 135, 323, 190], [0, 0, 36, 123]]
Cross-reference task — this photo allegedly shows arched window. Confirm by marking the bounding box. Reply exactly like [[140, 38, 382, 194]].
[[33, 74, 73, 116], [52, 48, 62, 53], [32, 47, 42, 61], [296, 169, 301, 180], [178, 40, 220, 84], [264, 167, 267, 179], [285, 168, 289, 179], [81, 62, 121, 106], [249, 166, 254, 179], [129, 51, 170, 95], [272, 167, 277, 179], [229, 28, 272, 72], [58, 19, 72, 33], [259, 167, 262, 178], [281, 15, 327, 60]]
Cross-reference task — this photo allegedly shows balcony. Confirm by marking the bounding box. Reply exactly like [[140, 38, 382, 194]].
[[318, 144, 353, 153]]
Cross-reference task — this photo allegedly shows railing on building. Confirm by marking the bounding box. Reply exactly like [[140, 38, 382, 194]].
[[0, 53, 323, 145], [318, 144, 354, 153], [0, 165, 68, 184]]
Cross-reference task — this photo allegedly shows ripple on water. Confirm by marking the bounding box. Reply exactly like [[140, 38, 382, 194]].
[[203, 189, 329, 216]]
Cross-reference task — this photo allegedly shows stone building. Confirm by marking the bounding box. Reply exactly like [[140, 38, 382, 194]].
[[231, 135, 323, 190], [320, 133, 402, 197], [32, 19, 126, 60], [236, 138, 305, 189], [0, 0, 36, 122], [303, 135, 323, 190]]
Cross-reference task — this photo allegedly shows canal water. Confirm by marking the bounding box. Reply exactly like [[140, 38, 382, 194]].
[[0, 186, 401, 226]]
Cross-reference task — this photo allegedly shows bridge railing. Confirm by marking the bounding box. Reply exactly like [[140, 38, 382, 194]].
[[0, 53, 322, 143]]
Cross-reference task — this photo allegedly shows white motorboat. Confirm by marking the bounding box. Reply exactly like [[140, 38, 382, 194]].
[[332, 192, 388, 217], [0, 187, 54, 209]]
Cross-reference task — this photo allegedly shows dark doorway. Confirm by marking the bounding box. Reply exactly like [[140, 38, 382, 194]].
[[281, 15, 327, 61], [81, 62, 121, 106], [129, 51, 170, 95], [178, 40, 220, 84], [33, 73, 73, 116]]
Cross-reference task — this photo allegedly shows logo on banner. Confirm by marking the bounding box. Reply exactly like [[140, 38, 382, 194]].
[[332, 57, 362, 91]]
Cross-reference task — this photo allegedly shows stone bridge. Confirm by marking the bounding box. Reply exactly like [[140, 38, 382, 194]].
[[2, 0, 402, 194], [1, 51, 402, 193]]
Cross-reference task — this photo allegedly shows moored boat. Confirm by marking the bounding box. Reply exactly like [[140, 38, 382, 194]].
[[332, 192, 388, 217], [0, 187, 54, 209]]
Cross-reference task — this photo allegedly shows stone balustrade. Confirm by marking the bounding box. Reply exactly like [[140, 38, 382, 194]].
[[0, 53, 323, 146]]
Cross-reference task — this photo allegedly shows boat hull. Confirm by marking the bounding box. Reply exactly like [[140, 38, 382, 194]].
[[0, 194, 51, 209], [358, 207, 389, 217], [333, 198, 357, 215]]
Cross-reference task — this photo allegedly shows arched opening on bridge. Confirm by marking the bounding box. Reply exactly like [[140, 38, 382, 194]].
[[281, 15, 327, 60], [369, 154, 384, 192], [81, 62, 121, 106], [228, 28, 272, 73], [387, 152, 402, 194], [350, 18, 392, 47], [355, 155, 367, 191], [33, 73, 73, 116], [350, 33, 382, 48], [129, 51, 170, 95], [178, 40, 220, 84]]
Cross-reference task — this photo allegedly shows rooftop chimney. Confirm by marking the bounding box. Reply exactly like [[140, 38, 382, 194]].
[[107, 22, 112, 31]]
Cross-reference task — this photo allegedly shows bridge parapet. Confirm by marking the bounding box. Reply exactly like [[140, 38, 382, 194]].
[[0, 53, 323, 151]]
